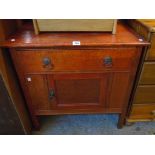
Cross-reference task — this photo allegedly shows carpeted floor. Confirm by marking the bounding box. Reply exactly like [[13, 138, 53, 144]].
[[33, 114, 155, 135]]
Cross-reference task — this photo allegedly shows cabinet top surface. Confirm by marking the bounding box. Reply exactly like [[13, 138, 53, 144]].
[[0, 22, 149, 48], [137, 19, 155, 32]]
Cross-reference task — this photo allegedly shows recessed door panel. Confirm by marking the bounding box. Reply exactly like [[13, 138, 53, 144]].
[[47, 73, 108, 109]]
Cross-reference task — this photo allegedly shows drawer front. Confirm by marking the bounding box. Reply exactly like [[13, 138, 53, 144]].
[[130, 104, 155, 119], [11, 48, 138, 73], [133, 85, 155, 104], [146, 33, 155, 60], [139, 62, 155, 84]]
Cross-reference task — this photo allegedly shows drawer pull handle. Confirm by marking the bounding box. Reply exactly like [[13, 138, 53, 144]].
[[104, 56, 113, 67], [43, 57, 51, 65], [151, 110, 155, 115], [42, 57, 53, 69], [49, 89, 55, 100]]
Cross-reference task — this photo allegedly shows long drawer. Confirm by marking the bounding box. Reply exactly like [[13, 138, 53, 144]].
[[10, 48, 137, 73], [139, 62, 155, 84], [146, 33, 155, 60], [133, 85, 155, 104], [130, 104, 155, 120]]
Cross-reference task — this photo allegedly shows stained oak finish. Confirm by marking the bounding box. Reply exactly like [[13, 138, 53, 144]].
[[9, 47, 142, 129], [0, 20, 18, 42], [48, 73, 107, 109], [1, 22, 149, 48], [108, 72, 131, 109], [1, 22, 148, 129], [10, 48, 138, 72], [25, 74, 51, 111]]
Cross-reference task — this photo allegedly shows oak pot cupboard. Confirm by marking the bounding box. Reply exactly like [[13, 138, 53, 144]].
[[1, 22, 149, 129]]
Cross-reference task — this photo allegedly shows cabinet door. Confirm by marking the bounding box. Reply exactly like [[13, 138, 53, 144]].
[[25, 74, 52, 113], [47, 73, 108, 110]]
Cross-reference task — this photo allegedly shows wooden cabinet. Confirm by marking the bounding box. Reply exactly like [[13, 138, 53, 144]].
[[10, 47, 142, 129], [126, 19, 155, 122], [1, 22, 148, 129]]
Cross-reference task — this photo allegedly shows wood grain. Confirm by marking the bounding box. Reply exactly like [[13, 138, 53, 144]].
[[0, 22, 149, 48], [0, 20, 18, 43], [10, 46, 142, 128], [6, 21, 148, 129], [48, 73, 107, 109], [137, 19, 155, 32], [10, 48, 138, 73], [139, 62, 155, 84], [133, 85, 155, 104]]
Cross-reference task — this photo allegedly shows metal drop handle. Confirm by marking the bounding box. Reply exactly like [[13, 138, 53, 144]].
[[49, 89, 55, 100], [43, 57, 51, 66], [104, 56, 112, 67], [42, 57, 54, 69], [104, 56, 112, 65], [151, 110, 155, 115]]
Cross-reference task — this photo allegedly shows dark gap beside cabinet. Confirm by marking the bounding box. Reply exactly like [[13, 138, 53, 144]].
[[0, 75, 24, 134]]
